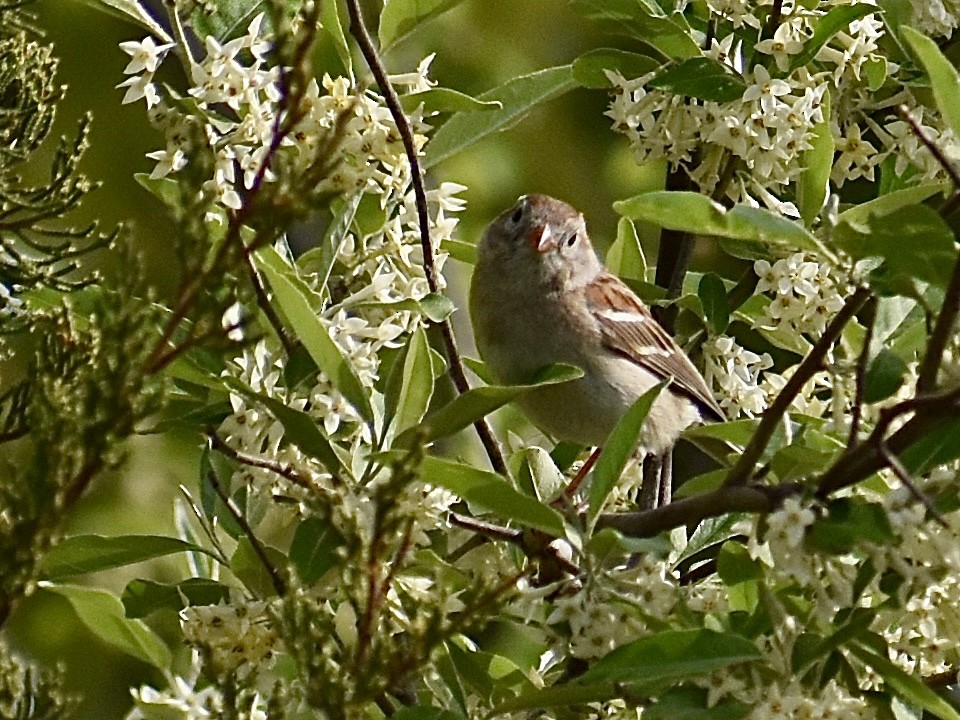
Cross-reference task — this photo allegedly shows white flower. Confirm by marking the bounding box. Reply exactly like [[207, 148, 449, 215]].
[[755, 20, 806, 72], [120, 36, 174, 74]]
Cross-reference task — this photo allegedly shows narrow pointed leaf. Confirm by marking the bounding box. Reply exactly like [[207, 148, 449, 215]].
[[394, 363, 583, 447], [322, 0, 352, 77], [589, 382, 666, 519], [42, 534, 213, 580], [378, 0, 468, 49], [615, 192, 819, 250], [903, 26, 960, 140], [400, 88, 502, 114], [255, 246, 374, 424], [425, 66, 576, 168], [422, 456, 565, 536], [579, 629, 761, 684], [80, 0, 172, 42], [222, 376, 346, 478], [384, 327, 435, 437], [849, 643, 960, 720], [122, 578, 231, 618], [698, 273, 729, 335]]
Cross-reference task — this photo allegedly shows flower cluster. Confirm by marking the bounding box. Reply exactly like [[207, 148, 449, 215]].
[[753, 253, 847, 337], [606, 2, 960, 215], [180, 600, 279, 677]]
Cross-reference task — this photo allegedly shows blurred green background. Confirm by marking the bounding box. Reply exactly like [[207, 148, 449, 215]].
[[19, 1, 649, 716]]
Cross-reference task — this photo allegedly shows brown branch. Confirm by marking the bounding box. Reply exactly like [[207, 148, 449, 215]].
[[875, 439, 947, 528], [345, 0, 507, 476], [204, 445, 287, 597], [725, 287, 871, 486], [848, 295, 877, 449], [597, 483, 804, 538]]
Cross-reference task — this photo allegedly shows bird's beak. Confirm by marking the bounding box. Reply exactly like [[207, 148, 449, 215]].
[[526, 223, 555, 253]]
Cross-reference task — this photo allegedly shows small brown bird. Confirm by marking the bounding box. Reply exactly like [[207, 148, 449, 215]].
[[470, 194, 723, 464]]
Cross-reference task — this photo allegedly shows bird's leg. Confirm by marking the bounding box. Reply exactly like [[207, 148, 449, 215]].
[[658, 450, 673, 507], [563, 446, 602, 499], [638, 453, 662, 510]]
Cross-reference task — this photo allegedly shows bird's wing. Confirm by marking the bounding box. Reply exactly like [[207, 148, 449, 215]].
[[585, 272, 725, 421]]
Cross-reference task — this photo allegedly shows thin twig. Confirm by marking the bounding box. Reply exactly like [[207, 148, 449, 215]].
[[875, 439, 948, 528], [895, 105, 960, 204], [449, 513, 581, 576], [345, 0, 508, 476], [204, 447, 288, 596], [208, 431, 327, 491], [246, 255, 296, 355], [725, 287, 871, 486], [917, 256, 960, 392], [847, 295, 877, 449]]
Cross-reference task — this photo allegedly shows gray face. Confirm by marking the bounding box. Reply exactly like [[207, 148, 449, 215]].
[[478, 194, 601, 291]]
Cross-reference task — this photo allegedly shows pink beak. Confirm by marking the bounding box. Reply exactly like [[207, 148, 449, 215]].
[[526, 223, 555, 253]]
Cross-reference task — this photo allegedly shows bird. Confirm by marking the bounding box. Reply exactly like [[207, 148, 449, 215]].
[[470, 194, 724, 503]]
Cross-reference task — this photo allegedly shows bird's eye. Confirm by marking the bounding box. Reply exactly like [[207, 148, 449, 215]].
[[565, 233, 578, 248], [510, 206, 524, 224]]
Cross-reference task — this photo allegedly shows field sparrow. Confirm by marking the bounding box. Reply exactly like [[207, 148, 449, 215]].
[[470, 194, 724, 459]]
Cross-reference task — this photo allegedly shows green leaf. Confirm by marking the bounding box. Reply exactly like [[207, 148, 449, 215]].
[[41, 583, 172, 669], [649, 58, 747, 103], [588, 382, 666, 519], [400, 88, 502, 114], [300, 193, 362, 300], [222, 376, 346, 478], [191, 0, 267, 42], [80, 0, 172, 41], [645, 686, 749, 720], [230, 538, 287, 597], [903, 26, 960, 141], [578, 629, 761, 685], [571, 0, 702, 59], [121, 578, 231, 618], [900, 417, 960, 476], [789, 5, 879, 70], [848, 643, 960, 720], [615, 192, 819, 250], [716, 542, 762, 585], [254, 246, 374, 424], [422, 456, 566, 536], [698, 273, 729, 334], [42, 534, 213, 580], [321, 0, 353, 77], [863, 348, 907, 403], [572, 48, 659, 88], [394, 363, 583, 447], [809, 498, 896, 554], [384, 327, 436, 438], [378, 0, 468, 49], [797, 89, 833, 226], [837, 183, 947, 228], [393, 708, 465, 720], [606, 217, 647, 281], [134, 173, 181, 209], [835, 204, 956, 290], [289, 517, 344, 585], [425, 66, 576, 168]]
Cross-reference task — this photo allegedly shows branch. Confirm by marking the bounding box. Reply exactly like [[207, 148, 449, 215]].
[[204, 440, 287, 597], [597, 483, 803, 538], [725, 287, 871, 486], [847, 295, 877, 448], [345, 0, 508, 476]]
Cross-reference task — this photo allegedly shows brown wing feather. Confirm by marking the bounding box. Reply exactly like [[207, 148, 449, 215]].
[[585, 273, 725, 421]]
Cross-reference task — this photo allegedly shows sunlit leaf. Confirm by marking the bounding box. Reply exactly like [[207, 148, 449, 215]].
[[394, 363, 583, 447], [571, 0, 701, 59], [615, 192, 819, 250], [255, 246, 374, 424], [797, 89, 833, 226], [588, 382, 666, 520], [41, 534, 213, 580], [378, 0, 468, 50], [79, 0, 172, 41], [789, 5, 879, 70], [606, 217, 647, 281], [41, 583, 172, 669], [384, 327, 435, 438], [572, 48, 658, 88], [400, 88, 502, 114], [425, 66, 576, 168], [422, 456, 566, 536], [903, 26, 960, 140]]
